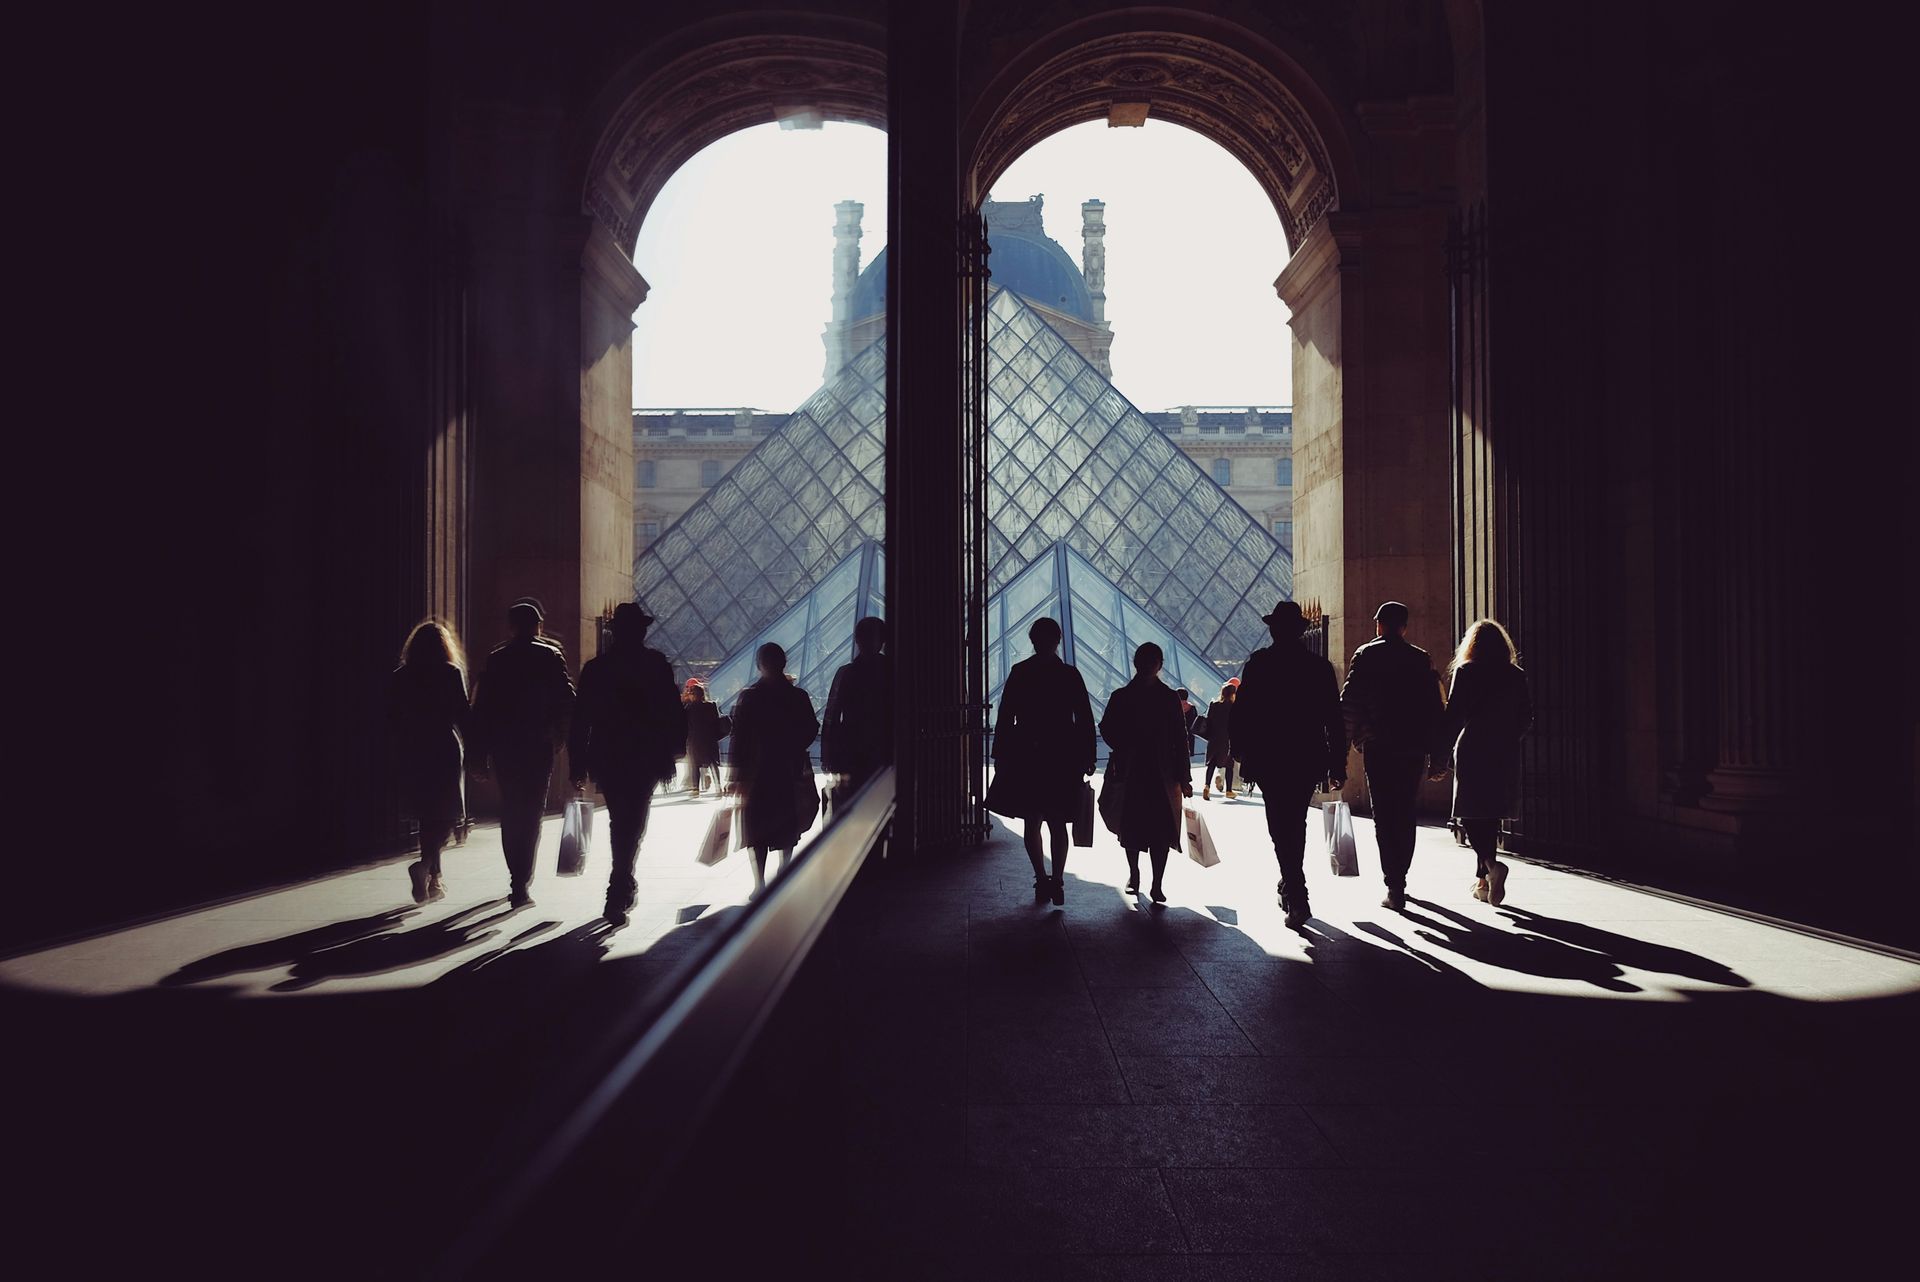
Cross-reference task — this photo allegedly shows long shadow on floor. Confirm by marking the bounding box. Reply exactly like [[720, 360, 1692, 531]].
[[1496, 904, 1751, 987], [159, 907, 422, 986], [1403, 897, 1642, 991]]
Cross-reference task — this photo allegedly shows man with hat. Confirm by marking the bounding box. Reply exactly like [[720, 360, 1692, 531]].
[[568, 602, 685, 927], [471, 596, 576, 907], [1340, 601, 1446, 910], [1230, 601, 1348, 928]]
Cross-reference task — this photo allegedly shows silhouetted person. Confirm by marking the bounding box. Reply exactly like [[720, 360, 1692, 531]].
[[470, 597, 575, 908], [820, 615, 892, 801], [1341, 600, 1445, 911], [388, 620, 471, 905], [729, 643, 819, 899], [1201, 681, 1238, 799], [1440, 619, 1532, 907], [1177, 686, 1198, 783], [990, 617, 1096, 905], [682, 680, 726, 795], [1100, 642, 1190, 905], [567, 603, 684, 927], [1231, 601, 1348, 928]]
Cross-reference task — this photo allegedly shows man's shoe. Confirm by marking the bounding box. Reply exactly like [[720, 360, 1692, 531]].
[[1150, 886, 1167, 905], [603, 907, 630, 928], [426, 873, 446, 903], [1225, 790, 1238, 800], [510, 886, 534, 909], [407, 861, 429, 904], [1471, 877, 1489, 903], [1486, 860, 1509, 906], [1381, 889, 1406, 911], [1285, 905, 1311, 929], [1202, 787, 1211, 801]]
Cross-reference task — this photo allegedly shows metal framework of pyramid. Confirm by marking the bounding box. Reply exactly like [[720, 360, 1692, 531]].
[[700, 539, 885, 714], [634, 285, 1292, 684]]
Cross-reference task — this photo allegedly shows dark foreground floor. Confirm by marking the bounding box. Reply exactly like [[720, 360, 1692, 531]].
[[6, 811, 1917, 1279]]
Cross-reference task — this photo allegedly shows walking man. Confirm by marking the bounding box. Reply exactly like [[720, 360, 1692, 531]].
[[820, 616, 892, 805], [1231, 601, 1347, 928], [471, 597, 575, 907], [1340, 601, 1445, 911], [568, 602, 684, 927]]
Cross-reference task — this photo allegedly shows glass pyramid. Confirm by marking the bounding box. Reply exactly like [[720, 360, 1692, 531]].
[[633, 285, 1292, 681], [701, 539, 885, 717], [988, 541, 1223, 758]]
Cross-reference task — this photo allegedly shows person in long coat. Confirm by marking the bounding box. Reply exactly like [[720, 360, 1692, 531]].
[[1201, 682, 1238, 799], [388, 620, 470, 905], [1439, 619, 1532, 907], [682, 681, 726, 795], [989, 617, 1096, 905], [567, 603, 685, 927], [820, 615, 892, 802], [728, 643, 820, 899], [1230, 601, 1348, 928], [1099, 643, 1191, 905]]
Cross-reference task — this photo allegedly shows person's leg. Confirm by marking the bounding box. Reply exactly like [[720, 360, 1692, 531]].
[[1124, 848, 1141, 892], [1047, 820, 1068, 903], [1265, 778, 1315, 916], [1225, 760, 1238, 796], [748, 846, 768, 897], [497, 765, 550, 901], [1148, 846, 1170, 902], [1364, 750, 1421, 901], [1465, 818, 1508, 903], [603, 786, 651, 923], [1021, 818, 1047, 877]]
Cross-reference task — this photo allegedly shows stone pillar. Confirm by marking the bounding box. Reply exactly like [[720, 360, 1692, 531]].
[[579, 220, 649, 661], [823, 200, 864, 379], [1080, 199, 1113, 377]]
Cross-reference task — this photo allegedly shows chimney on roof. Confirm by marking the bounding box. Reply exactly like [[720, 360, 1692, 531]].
[[823, 200, 864, 378]]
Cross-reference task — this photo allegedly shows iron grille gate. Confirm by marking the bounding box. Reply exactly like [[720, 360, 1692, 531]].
[[958, 209, 991, 843]]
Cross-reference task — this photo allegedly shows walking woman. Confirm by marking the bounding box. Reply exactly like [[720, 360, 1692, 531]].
[[1099, 643, 1191, 904], [1440, 620, 1532, 906], [728, 643, 820, 900], [388, 620, 470, 904], [988, 617, 1096, 906], [682, 680, 727, 795], [1202, 681, 1238, 799]]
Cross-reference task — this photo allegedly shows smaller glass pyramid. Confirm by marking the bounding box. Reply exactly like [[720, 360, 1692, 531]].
[[702, 539, 886, 716]]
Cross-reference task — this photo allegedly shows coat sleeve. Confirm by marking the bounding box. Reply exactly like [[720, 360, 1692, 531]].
[[1440, 665, 1473, 761], [1227, 657, 1256, 763], [731, 690, 759, 787], [1072, 668, 1097, 773], [655, 653, 687, 776], [548, 650, 577, 748], [1098, 686, 1122, 754], [1424, 661, 1449, 761], [1339, 651, 1369, 746], [467, 658, 494, 767], [991, 666, 1018, 762], [796, 686, 820, 752], [1162, 691, 1189, 779]]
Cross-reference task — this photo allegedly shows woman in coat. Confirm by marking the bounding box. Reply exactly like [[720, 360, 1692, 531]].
[[728, 643, 820, 900], [1440, 620, 1532, 906], [388, 620, 470, 904], [682, 680, 726, 795], [1202, 681, 1238, 799], [990, 617, 1096, 905], [1099, 643, 1191, 904]]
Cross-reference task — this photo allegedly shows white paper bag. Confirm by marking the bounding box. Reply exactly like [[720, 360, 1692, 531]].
[[696, 804, 734, 866], [1185, 803, 1220, 868], [557, 797, 592, 876], [1325, 798, 1359, 876]]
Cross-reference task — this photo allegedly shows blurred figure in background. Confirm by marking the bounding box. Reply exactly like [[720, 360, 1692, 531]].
[[388, 620, 470, 905], [1201, 681, 1238, 799], [682, 680, 727, 796], [988, 617, 1096, 906]]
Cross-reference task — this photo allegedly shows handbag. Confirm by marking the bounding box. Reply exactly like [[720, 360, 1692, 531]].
[[1097, 764, 1126, 836], [1324, 796, 1359, 876], [1185, 803, 1220, 867], [984, 769, 1023, 819], [696, 803, 734, 866], [1192, 714, 1210, 740], [557, 796, 592, 876], [1071, 781, 1096, 847]]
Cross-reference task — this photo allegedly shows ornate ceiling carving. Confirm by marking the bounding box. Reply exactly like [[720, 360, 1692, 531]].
[[585, 36, 886, 249], [969, 32, 1339, 250]]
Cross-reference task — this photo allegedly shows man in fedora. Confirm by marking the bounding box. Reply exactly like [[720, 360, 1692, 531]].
[[569, 602, 684, 927], [1340, 601, 1446, 911], [1231, 601, 1347, 928], [471, 596, 575, 908]]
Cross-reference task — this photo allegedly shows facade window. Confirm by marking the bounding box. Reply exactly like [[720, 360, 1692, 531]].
[[1211, 457, 1231, 486], [1272, 519, 1293, 552], [637, 520, 659, 549], [701, 458, 722, 486], [639, 459, 657, 488], [1276, 457, 1293, 487]]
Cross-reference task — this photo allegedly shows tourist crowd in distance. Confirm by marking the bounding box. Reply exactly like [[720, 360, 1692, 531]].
[[388, 590, 1527, 933], [386, 598, 890, 926], [988, 597, 1530, 929]]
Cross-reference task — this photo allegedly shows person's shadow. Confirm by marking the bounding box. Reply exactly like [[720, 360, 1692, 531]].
[[160, 908, 420, 986], [1496, 905, 1750, 987], [1402, 898, 1641, 992], [269, 900, 518, 991]]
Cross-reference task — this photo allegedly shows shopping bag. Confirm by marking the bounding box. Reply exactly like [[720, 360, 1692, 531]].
[[1071, 781, 1096, 847], [557, 796, 592, 876], [1185, 803, 1220, 868], [696, 803, 734, 866], [1324, 797, 1359, 876]]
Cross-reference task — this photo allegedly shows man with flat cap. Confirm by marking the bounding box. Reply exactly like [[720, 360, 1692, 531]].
[[1231, 601, 1347, 928], [569, 602, 684, 927], [1340, 601, 1446, 910], [471, 597, 576, 907]]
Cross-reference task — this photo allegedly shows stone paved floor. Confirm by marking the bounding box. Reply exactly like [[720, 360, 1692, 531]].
[[6, 784, 1916, 1278]]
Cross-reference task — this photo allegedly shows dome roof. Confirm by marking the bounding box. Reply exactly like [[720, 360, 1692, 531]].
[[848, 214, 1095, 324]]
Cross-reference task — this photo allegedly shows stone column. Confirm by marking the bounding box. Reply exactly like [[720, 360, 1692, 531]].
[[1080, 199, 1113, 377], [823, 200, 864, 379]]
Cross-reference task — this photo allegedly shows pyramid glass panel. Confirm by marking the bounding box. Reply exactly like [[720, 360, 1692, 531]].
[[702, 541, 885, 725]]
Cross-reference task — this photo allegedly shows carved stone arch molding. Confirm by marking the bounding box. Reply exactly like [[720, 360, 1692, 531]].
[[967, 30, 1347, 252], [584, 28, 886, 251]]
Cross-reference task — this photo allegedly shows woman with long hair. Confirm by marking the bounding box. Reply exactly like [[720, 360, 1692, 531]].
[[1440, 620, 1532, 906], [987, 617, 1097, 906], [1202, 681, 1238, 799], [388, 619, 470, 904], [1099, 643, 1191, 904]]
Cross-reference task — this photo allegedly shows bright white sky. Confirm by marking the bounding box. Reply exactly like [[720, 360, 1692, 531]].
[[632, 119, 1292, 412]]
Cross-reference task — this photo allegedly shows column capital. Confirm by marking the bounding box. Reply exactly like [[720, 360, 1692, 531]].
[[580, 219, 649, 315]]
